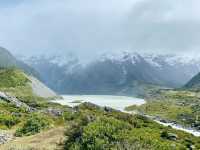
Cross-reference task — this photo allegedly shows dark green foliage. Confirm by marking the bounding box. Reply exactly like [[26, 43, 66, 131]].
[[0, 101, 26, 129], [0, 68, 65, 134], [81, 117, 132, 150], [15, 113, 52, 137], [64, 103, 200, 150], [0, 113, 19, 128], [161, 131, 169, 138], [63, 111, 74, 121], [127, 90, 200, 130]]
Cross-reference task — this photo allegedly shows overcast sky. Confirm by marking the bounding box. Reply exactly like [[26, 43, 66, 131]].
[[0, 0, 199, 59]]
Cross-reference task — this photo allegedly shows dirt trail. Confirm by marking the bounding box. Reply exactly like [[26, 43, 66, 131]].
[[0, 127, 65, 150]]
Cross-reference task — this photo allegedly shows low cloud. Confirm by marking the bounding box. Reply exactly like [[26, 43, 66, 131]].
[[0, 0, 199, 59]]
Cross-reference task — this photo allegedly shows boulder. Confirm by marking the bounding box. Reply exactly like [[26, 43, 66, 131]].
[[160, 119, 169, 123], [0, 131, 13, 145], [161, 131, 178, 141], [104, 106, 115, 112], [167, 133, 178, 141], [45, 108, 63, 116]]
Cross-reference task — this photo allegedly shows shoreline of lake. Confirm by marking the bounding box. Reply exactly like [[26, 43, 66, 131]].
[[53, 95, 200, 137]]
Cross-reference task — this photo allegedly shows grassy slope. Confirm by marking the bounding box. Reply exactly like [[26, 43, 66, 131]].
[[0, 68, 29, 88], [126, 89, 200, 127], [0, 68, 67, 149]]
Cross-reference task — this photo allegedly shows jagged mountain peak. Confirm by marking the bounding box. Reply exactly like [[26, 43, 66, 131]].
[[99, 51, 200, 69], [21, 51, 200, 70], [100, 51, 142, 63]]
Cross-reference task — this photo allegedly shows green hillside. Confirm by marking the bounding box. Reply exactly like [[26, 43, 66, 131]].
[[126, 89, 200, 134], [0, 68, 40, 105], [0, 69, 199, 149], [185, 72, 200, 90], [0, 47, 39, 78], [0, 68, 68, 150], [0, 69, 29, 88], [63, 103, 200, 150]]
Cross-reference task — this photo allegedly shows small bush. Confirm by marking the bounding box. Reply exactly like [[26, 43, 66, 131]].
[[0, 68, 29, 88], [15, 113, 52, 137], [0, 114, 19, 128], [161, 131, 168, 138], [63, 111, 74, 121], [65, 116, 132, 150]]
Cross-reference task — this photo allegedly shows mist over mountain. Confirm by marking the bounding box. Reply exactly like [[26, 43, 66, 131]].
[[0, 46, 57, 97], [185, 72, 200, 90], [0, 47, 39, 77], [1, 1, 200, 149], [0, 0, 200, 59], [22, 52, 200, 96]]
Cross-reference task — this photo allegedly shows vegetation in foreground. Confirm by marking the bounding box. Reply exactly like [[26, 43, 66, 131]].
[[64, 103, 200, 150], [1, 68, 200, 150], [126, 89, 200, 130], [0, 68, 69, 150]]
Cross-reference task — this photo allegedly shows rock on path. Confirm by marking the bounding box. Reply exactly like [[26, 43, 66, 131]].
[[0, 131, 13, 145]]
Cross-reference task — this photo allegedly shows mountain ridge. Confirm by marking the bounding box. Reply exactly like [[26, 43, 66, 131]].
[[0, 46, 57, 98], [0, 47, 39, 78], [22, 52, 200, 96], [184, 72, 200, 90]]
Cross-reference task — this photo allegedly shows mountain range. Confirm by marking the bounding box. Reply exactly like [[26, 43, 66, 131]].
[[1, 46, 200, 149], [22, 52, 200, 96]]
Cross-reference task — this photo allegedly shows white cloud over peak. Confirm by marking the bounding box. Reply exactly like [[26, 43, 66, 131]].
[[0, 0, 199, 59]]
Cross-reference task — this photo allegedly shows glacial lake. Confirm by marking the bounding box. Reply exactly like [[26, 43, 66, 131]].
[[53, 95, 145, 111]]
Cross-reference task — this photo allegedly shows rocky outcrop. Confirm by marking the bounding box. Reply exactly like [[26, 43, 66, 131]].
[[0, 131, 13, 145], [0, 91, 33, 112], [44, 108, 63, 116]]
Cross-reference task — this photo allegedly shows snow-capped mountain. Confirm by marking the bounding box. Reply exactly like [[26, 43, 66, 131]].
[[21, 52, 200, 96], [100, 51, 200, 69]]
